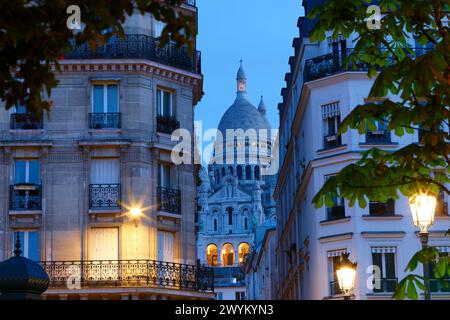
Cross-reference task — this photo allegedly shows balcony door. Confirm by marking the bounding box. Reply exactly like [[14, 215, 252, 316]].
[[90, 159, 120, 209], [15, 160, 40, 184], [157, 230, 174, 263], [89, 228, 119, 281], [92, 84, 119, 114]]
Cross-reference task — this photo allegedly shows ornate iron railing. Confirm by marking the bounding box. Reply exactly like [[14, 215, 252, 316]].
[[323, 134, 342, 150], [10, 113, 43, 130], [365, 130, 392, 144], [326, 205, 345, 221], [304, 47, 431, 82], [89, 184, 121, 209], [9, 184, 42, 211], [157, 187, 181, 214], [64, 34, 201, 74], [373, 278, 398, 293], [157, 115, 180, 134], [38, 260, 214, 292], [89, 113, 121, 129]]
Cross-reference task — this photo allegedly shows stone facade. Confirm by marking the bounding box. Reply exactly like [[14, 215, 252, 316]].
[[0, 3, 214, 300]]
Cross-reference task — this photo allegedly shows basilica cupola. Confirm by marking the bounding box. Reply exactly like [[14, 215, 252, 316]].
[[236, 60, 247, 93]]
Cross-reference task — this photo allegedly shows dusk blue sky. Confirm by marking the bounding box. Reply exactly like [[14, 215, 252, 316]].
[[195, 0, 304, 162]]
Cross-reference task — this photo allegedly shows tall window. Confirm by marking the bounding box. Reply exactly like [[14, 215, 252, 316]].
[[15, 160, 40, 184], [237, 166, 243, 180], [238, 243, 250, 264], [245, 165, 251, 180], [206, 244, 218, 267], [157, 88, 174, 117], [12, 231, 40, 261], [158, 164, 172, 188], [93, 83, 119, 113], [327, 249, 347, 296], [244, 217, 248, 230], [436, 189, 448, 216], [429, 248, 450, 293], [214, 218, 218, 232], [371, 247, 397, 292], [90, 159, 120, 185], [157, 230, 175, 263], [325, 175, 345, 220], [89, 159, 120, 209], [227, 207, 233, 225], [322, 102, 342, 149], [254, 166, 260, 180], [365, 100, 391, 144], [222, 243, 234, 266], [369, 199, 395, 216]]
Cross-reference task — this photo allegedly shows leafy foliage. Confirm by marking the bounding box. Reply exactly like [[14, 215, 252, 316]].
[[0, 0, 195, 115], [308, 0, 449, 299]]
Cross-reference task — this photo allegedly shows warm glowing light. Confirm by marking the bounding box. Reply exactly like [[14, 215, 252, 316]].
[[337, 267, 357, 295], [130, 207, 142, 218], [409, 193, 436, 233]]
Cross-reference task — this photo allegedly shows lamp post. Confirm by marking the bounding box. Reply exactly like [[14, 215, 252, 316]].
[[336, 253, 357, 300], [409, 193, 437, 301]]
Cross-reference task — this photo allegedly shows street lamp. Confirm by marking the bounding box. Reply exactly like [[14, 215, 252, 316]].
[[409, 193, 437, 300], [336, 253, 357, 300], [129, 207, 142, 227]]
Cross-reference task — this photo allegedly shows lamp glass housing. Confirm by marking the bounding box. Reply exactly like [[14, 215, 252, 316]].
[[409, 194, 436, 233], [336, 267, 356, 295]]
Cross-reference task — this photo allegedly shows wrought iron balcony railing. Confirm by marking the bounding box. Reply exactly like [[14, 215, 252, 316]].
[[157, 115, 180, 134], [323, 134, 342, 150], [326, 205, 345, 221], [38, 260, 214, 292], [10, 113, 43, 130], [9, 184, 42, 211], [373, 278, 398, 293], [89, 113, 121, 129], [430, 279, 450, 293], [304, 47, 431, 82], [369, 200, 395, 216], [64, 34, 201, 74], [89, 184, 121, 209], [158, 187, 181, 214], [365, 130, 392, 144]]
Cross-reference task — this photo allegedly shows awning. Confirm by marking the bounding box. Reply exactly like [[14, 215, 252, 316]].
[[327, 249, 347, 257], [371, 246, 397, 254], [322, 102, 340, 119]]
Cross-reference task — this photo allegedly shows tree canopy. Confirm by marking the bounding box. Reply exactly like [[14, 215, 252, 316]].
[[0, 0, 195, 115], [309, 0, 449, 299]]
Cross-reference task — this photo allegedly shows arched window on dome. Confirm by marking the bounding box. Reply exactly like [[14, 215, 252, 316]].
[[237, 166, 243, 180], [255, 166, 260, 180], [245, 165, 251, 180], [222, 243, 234, 266], [238, 243, 250, 264], [206, 244, 218, 267]]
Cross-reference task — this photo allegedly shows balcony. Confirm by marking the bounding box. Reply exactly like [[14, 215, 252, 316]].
[[373, 278, 398, 293], [326, 205, 345, 221], [430, 279, 450, 293], [89, 113, 121, 129], [369, 200, 395, 216], [157, 187, 181, 214], [89, 184, 121, 209], [10, 113, 43, 130], [39, 259, 214, 292], [157, 115, 180, 134], [365, 130, 392, 144], [323, 134, 342, 150], [304, 48, 430, 82], [64, 34, 201, 74], [9, 184, 42, 211]]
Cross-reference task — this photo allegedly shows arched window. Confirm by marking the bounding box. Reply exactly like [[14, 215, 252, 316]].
[[206, 244, 218, 266], [244, 217, 248, 230], [227, 207, 233, 225], [255, 166, 260, 180], [216, 169, 220, 182], [245, 165, 251, 180], [238, 243, 250, 264], [214, 218, 218, 231], [237, 166, 243, 180], [228, 166, 233, 175], [222, 243, 234, 266], [221, 167, 225, 177]]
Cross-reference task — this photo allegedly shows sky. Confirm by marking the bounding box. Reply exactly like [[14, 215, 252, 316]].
[[195, 0, 303, 162]]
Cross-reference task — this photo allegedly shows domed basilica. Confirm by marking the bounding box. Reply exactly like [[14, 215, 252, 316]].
[[196, 61, 276, 299]]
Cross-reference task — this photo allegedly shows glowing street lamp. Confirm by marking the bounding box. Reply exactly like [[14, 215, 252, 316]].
[[336, 253, 357, 300], [129, 207, 142, 227], [409, 193, 437, 300]]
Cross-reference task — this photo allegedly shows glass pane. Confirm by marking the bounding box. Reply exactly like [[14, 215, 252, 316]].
[[93, 85, 104, 113], [163, 91, 171, 116], [156, 90, 162, 116], [372, 253, 383, 275], [16, 104, 27, 114], [385, 253, 396, 279], [28, 160, 40, 184], [14, 161, 26, 183], [107, 85, 118, 112], [27, 232, 40, 261]]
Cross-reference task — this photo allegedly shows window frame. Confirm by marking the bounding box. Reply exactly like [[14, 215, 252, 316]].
[[91, 82, 120, 114]]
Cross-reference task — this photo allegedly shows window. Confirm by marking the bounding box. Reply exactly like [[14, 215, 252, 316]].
[[237, 166, 243, 180], [254, 166, 260, 180], [157, 230, 175, 263], [216, 292, 223, 300], [245, 165, 251, 180], [89, 159, 120, 209], [214, 218, 218, 232], [371, 247, 397, 292], [227, 207, 233, 225], [158, 164, 172, 188], [369, 199, 395, 216], [206, 244, 218, 267], [154, 20, 166, 38], [92, 83, 119, 113], [238, 243, 250, 264], [244, 217, 248, 230], [90, 159, 120, 185], [222, 243, 234, 266], [322, 102, 342, 149], [15, 160, 40, 184], [327, 249, 347, 296], [429, 249, 450, 293], [235, 291, 246, 300], [324, 175, 345, 220], [12, 231, 40, 261], [156, 88, 174, 117], [435, 189, 448, 216]]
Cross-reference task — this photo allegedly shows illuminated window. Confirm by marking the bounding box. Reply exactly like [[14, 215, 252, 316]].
[[238, 243, 250, 264], [206, 244, 218, 267], [222, 243, 234, 266]]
